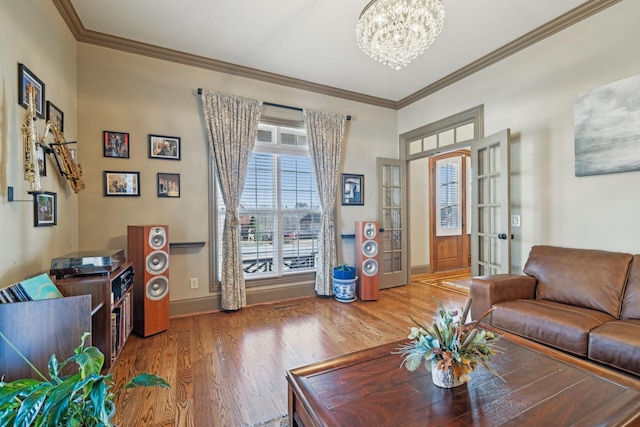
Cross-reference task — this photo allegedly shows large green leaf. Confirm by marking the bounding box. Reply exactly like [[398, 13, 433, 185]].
[[123, 373, 171, 390], [14, 383, 52, 427]]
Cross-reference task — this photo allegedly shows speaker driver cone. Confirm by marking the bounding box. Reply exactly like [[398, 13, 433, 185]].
[[148, 227, 167, 249], [146, 250, 169, 274], [146, 276, 169, 301], [362, 240, 378, 257], [362, 259, 378, 276], [364, 223, 377, 239]]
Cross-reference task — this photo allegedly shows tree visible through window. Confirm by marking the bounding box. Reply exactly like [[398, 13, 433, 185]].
[[217, 124, 321, 278]]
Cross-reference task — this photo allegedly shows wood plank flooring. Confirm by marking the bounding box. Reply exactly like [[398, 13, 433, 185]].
[[110, 276, 468, 426]]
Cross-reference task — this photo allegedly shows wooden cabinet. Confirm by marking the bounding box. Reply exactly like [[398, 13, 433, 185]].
[[55, 262, 134, 371], [0, 295, 92, 381]]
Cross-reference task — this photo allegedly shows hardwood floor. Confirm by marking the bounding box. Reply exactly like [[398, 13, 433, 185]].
[[110, 277, 468, 426]]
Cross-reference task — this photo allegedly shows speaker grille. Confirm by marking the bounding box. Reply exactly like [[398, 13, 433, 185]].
[[146, 250, 169, 274], [148, 227, 167, 249], [362, 259, 379, 276], [364, 223, 377, 239], [146, 276, 169, 301], [362, 240, 378, 257]]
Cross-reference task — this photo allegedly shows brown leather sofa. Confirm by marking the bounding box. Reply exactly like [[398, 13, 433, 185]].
[[470, 245, 640, 377]]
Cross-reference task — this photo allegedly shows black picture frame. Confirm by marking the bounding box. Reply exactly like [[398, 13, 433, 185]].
[[103, 171, 140, 197], [149, 134, 180, 160], [37, 144, 47, 177], [46, 101, 64, 132], [157, 173, 180, 198], [33, 191, 57, 227], [342, 173, 364, 205], [18, 63, 45, 119], [103, 131, 130, 158]]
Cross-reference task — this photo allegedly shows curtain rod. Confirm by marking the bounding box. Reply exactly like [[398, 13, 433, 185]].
[[197, 88, 351, 121]]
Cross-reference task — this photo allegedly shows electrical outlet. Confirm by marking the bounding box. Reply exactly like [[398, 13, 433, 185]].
[[190, 277, 198, 289]]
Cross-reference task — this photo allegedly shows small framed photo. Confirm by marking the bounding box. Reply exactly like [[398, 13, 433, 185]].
[[157, 173, 180, 198], [342, 173, 364, 206], [103, 171, 140, 196], [46, 101, 64, 131], [37, 144, 47, 177], [18, 63, 45, 119], [103, 131, 130, 158], [149, 134, 180, 160], [33, 191, 57, 227]]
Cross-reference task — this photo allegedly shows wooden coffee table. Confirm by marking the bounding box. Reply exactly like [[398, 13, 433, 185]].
[[287, 330, 640, 426]]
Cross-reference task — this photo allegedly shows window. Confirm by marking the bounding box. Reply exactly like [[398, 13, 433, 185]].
[[217, 124, 320, 279]]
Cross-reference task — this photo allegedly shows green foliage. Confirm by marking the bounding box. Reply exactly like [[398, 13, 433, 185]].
[[0, 331, 170, 427], [335, 263, 353, 272]]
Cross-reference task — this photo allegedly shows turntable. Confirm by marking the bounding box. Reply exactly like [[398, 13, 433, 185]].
[[50, 249, 126, 278]]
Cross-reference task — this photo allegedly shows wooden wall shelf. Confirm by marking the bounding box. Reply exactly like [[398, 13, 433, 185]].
[[169, 241, 206, 249]]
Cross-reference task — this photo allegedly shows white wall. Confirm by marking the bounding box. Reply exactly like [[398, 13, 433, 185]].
[[76, 44, 398, 303], [399, 0, 640, 271], [0, 0, 78, 286], [409, 156, 430, 270]]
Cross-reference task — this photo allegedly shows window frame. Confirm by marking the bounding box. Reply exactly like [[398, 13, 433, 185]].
[[214, 123, 321, 285]]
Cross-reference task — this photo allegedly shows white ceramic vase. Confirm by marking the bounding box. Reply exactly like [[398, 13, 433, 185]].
[[431, 366, 467, 388], [332, 276, 358, 303]]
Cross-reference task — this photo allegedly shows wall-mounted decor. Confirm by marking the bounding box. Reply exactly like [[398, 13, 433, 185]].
[[149, 134, 180, 160], [18, 63, 45, 119], [575, 73, 640, 176], [33, 191, 57, 227], [103, 131, 130, 158], [103, 171, 140, 196], [46, 101, 64, 132], [342, 173, 364, 205], [37, 145, 47, 177], [157, 173, 180, 198]]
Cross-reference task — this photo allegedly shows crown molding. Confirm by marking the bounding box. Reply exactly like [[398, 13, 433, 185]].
[[52, 0, 620, 111], [397, 0, 622, 108]]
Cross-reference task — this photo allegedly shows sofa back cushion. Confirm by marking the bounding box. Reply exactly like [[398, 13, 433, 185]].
[[523, 246, 632, 318], [621, 255, 640, 320]]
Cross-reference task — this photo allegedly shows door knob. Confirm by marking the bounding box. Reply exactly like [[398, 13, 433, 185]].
[[498, 233, 507, 240]]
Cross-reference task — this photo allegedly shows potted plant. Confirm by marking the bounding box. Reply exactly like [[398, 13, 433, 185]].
[[396, 297, 503, 388], [0, 331, 170, 426], [333, 263, 356, 280], [332, 263, 358, 302]]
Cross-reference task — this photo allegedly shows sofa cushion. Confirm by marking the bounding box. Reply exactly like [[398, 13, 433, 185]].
[[621, 255, 640, 320], [589, 320, 640, 376], [523, 246, 632, 318], [492, 299, 614, 357]]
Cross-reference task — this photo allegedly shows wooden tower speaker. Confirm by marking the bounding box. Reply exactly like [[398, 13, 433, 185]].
[[355, 221, 379, 300], [127, 225, 170, 337]]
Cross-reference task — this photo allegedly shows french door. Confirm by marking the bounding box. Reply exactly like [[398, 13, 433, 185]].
[[471, 129, 511, 276], [377, 158, 408, 288]]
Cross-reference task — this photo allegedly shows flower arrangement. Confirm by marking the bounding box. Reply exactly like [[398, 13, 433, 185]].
[[397, 297, 502, 384]]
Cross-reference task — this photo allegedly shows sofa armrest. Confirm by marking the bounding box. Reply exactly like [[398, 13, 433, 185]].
[[470, 274, 537, 323]]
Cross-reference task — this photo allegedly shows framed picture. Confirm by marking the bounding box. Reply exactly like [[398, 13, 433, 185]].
[[103, 171, 140, 196], [33, 191, 56, 227], [103, 131, 130, 158], [149, 134, 180, 160], [37, 144, 47, 177], [18, 63, 45, 119], [45, 101, 64, 131], [342, 173, 364, 205], [157, 173, 180, 198]]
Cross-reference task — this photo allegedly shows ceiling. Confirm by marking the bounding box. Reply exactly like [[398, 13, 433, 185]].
[[59, 0, 617, 108]]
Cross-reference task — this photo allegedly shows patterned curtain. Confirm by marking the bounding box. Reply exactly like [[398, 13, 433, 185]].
[[200, 90, 262, 310], [304, 110, 347, 296]]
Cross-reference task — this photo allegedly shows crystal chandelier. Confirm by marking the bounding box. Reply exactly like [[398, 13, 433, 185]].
[[356, 0, 445, 70]]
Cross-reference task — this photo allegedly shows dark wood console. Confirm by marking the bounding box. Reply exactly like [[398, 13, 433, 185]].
[[55, 262, 134, 371], [0, 295, 92, 381]]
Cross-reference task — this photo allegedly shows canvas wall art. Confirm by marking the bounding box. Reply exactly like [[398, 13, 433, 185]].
[[574, 73, 640, 176]]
